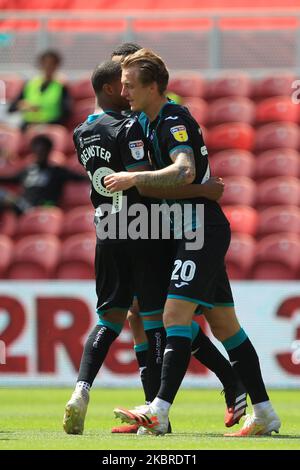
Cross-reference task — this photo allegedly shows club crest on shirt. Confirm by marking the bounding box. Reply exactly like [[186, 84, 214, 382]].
[[170, 125, 188, 142], [129, 140, 144, 160]]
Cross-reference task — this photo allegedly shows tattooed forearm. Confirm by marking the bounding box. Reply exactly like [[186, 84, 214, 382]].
[[134, 148, 196, 188]]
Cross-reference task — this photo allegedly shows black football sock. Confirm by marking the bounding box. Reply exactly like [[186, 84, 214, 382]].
[[77, 322, 120, 386], [157, 326, 192, 404], [191, 320, 236, 388], [222, 328, 269, 405], [142, 320, 167, 402], [134, 342, 150, 403]]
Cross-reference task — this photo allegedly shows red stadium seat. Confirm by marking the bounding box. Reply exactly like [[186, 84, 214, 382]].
[[60, 182, 91, 210], [17, 207, 63, 238], [221, 177, 256, 206], [0, 156, 28, 177], [257, 206, 300, 238], [207, 97, 255, 126], [0, 211, 17, 237], [69, 78, 95, 101], [0, 126, 21, 158], [256, 96, 299, 124], [56, 233, 95, 279], [255, 122, 300, 151], [68, 98, 95, 129], [25, 124, 72, 154], [210, 150, 255, 178], [7, 234, 61, 279], [0, 235, 13, 278], [205, 74, 252, 100], [66, 156, 87, 176], [255, 149, 299, 180], [225, 233, 256, 279], [253, 74, 296, 98], [222, 205, 258, 235], [252, 234, 300, 280], [207, 123, 255, 151], [168, 74, 205, 98], [182, 97, 208, 126], [2, 76, 24, 100], [61, 205, 95, 239], [256, 177, 300, 208]]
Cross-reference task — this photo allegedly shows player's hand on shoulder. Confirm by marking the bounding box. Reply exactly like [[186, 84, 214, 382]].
[[201, 177, 224, 201]]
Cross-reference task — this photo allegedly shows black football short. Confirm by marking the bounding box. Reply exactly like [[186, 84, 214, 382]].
[[95, 239, 172, 317], [167, 224, 234, 311]]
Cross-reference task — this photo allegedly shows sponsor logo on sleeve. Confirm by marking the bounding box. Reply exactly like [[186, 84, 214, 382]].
[[165, 116, 179, 121], [201, 145, 208, 156], [129, 140, 145, 160], [170, 125, 188, 142]]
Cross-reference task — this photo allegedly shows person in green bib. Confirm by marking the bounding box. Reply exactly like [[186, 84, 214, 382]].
[[8, 50, 72, 130]]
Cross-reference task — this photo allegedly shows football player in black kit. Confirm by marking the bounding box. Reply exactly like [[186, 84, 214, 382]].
[[106, 48, 281, 437], [63, 59, 246, 436]]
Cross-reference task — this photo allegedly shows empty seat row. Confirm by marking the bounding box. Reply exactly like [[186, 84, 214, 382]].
[[183, 96, 300, 126], [0, 206, 94, 238], [206, 122, 300, 152], [226, 232, 300, 280], [0, 233, 95, 279], [210, 148, 300, 179], [221, 177, 300, 207], [223, 205, 300, 237], [0, 232, 299, 280]]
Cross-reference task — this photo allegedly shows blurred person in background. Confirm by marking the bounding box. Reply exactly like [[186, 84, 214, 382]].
[[0, 134, 86, 214], [8, 50, 72, 131]]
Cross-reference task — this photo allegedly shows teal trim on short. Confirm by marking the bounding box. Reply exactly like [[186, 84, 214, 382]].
[[142, 320, 164, 331], [134, 342, 149, 352], [214, 303, 235, 307], [169, 145, 193, 157], [222, 328, 248, 352], [166, 325, 192, 339], [139, 308, 164, 318], [125, 161, 150, 170], [167, 294, 214, 309], [191, 320, 200, 342], [97, 318, 123, 335]]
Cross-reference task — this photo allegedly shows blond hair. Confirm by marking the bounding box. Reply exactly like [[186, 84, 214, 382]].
[[122, 48, 169, 95]]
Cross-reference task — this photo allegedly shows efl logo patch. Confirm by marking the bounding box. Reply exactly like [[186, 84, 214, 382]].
[[129, 140, 144, 160], [170, 125, 188, 142]]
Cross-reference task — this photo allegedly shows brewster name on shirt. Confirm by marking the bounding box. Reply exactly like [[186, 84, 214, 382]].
[[80, 145, 111, 166]]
